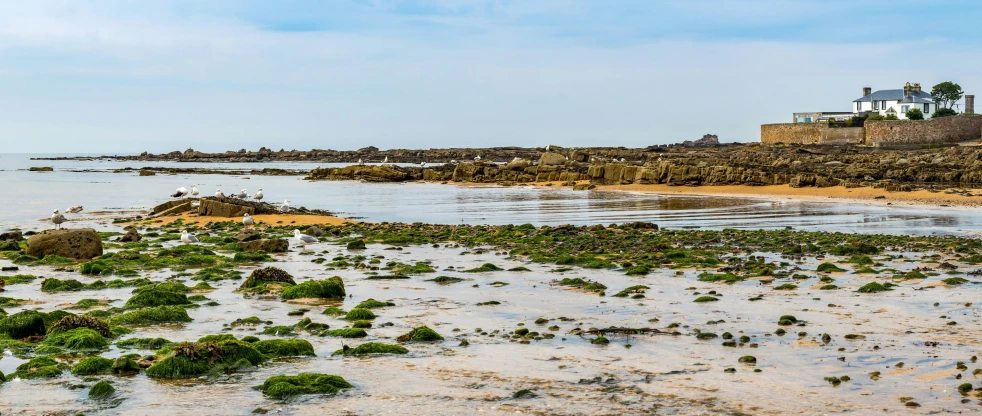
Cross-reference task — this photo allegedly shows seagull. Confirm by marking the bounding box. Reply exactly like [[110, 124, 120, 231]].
[[280, 199, 291, 213], [171, 186, 188, 199], [420, 162, 426, 168], [474, 155, 481, 161], [294, 229, 319, 252], [51, 210, 66, 230], [215, 189, 225, 201], [254, 188, 263, 201], [357, 159, 364, 166], [237, 189, 248, 199], [546, 145, 551, 151], [66, 206, 83, 214], [190, 185, 199, 198], [382, 156, 389, 164], [180, 230, 199, 244], [450, 160, 458, 165], [243, 213, 255, 228]]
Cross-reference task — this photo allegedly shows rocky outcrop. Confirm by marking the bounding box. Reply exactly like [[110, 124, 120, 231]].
[[25, 229, 103, 260], [29, 166, 53, 172], [0, 231, 23, 242], [240, 239, 289, 253], [538, 152, 568, 166], [682, 134, 719, 147], [151, 200, 194, 216], [198, 200, 254, 218]]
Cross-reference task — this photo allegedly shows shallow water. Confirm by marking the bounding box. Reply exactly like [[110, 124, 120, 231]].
[[4, 153, 982, 236]]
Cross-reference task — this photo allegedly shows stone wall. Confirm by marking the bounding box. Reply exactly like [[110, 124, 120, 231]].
[[865, 116, 982, 147], [761, 123, 863, 145], [760, 123, 825, 144]]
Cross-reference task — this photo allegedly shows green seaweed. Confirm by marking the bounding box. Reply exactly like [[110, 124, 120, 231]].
[[331, 342, 408, 356], [107, 306, 193, 325], [71, 356, 114, 375], [344, 308, 376, 321], [396, 326, 444, 342], [252, 339, 316, 358], [260, 373, 353, 399], [280, 277, 345, 300]]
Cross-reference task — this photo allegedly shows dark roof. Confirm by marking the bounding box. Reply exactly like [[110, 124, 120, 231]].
[[854, 89, 935, 103], [898, 95, 934, 104]]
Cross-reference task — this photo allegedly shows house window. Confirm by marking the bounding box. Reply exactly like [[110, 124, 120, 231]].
[[902, 105, 910, 113], [874, 101, 879, 110], [882, 101, 887, 109], [924, 103, 929, 113]]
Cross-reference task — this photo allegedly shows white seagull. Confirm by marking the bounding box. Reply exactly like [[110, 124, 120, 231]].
[[474, 155, 482, 161], [171, 186, 188, 199], [280, 199, 291, 213], [237, 189, 248, 199], [420, 161, 426, 167], [66, 206, 83, 214], [190, 185, 199, 198], [180, 230, 199, 244], [215, 189, 225, 201], [243, 213, 255, 228], [382, 156, 389, 164], [294, 229, 319, 252], [357, 159, 364, 166], [450, 159, 458, 165], [51, 210, 66, 229], [254, 188, 264, 201]]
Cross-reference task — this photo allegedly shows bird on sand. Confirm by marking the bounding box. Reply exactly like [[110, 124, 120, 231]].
[[294, 229, 319, 252], [280, 199, 291, 213], [51, 210, 66, 229], [243, 213, 255, 228], [66, 206, 83, 214], [190, 185, 199, 198], [254, 188, 263, 201], [215, 189, 225, 201], [237, 189, 248, 199], [171, 186, 188, 199], [180, 230, 199, 244]]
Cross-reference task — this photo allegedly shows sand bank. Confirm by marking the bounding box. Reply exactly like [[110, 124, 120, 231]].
[[146, 212, 353, 226]]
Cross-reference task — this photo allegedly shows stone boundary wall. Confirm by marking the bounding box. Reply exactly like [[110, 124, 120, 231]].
[[865, 116, 982, 147], [760, 123, 824, 144]]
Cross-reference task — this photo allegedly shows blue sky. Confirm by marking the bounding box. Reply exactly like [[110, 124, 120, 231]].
[[2, 0, 981, 153]]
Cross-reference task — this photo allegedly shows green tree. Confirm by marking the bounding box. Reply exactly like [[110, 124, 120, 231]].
[[885, 114, 899, 120], [906, 108, 924, 120], [930, 81, 964, 109], [932, 107, 958, 118]]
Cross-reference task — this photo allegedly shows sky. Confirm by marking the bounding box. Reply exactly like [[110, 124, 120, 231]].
[[2, 0, 981, 153]]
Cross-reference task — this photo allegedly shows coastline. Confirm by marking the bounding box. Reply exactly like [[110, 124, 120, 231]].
[[143, 212, 354, 226], [456, 181, 982, 209]]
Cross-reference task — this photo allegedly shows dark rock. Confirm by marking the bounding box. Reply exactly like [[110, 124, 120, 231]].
[[0, 231, 23, 241], [199, 199, 254, 218], [240, 239, 289, 253], [682, 134, 720, 147], [573, 183, 596, 191], [150, 200, 194, 216], [29, 166, 53, 172], [305, 226, 325, 237], [235, 230, 262, 242], [138, 169, 156, 176], [0, 241, 20, 251], [25, 228, 103, 260], [118, 228, 141, 242]]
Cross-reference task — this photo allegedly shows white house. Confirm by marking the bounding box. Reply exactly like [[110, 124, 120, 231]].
[[853, 82, 938, 119]]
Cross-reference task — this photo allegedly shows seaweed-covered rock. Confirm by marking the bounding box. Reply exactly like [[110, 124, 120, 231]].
[[324, 328, 368, 338], [48, 315, 113, 338], [346, 240, 367, 250], [0, 310, 47, 339], [260, 373, 353, 399], [240, 239, 289, 253], [124, 290, 189, 309], [146, 340, 264, 379], [281, 277, 345, 300], [25, 228, 103, 260], [396, 326, 444, 343], [240, 267, 296, 290], [89, 380, 115, 399], [355, 298, 394, 309], [43, 328, 109, 350], [107, 306, 193, 326], [343, 308, 376, 321], [252, 339, 315, 358], [11, 356, 67, 379], [331, 342, 408, 356], [71, 356, 114, 375], [117, 337, 172, 349], [113, 355, 143, 373]]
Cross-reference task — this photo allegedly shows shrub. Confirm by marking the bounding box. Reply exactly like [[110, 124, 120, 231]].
[[906, 108, 924, 120], [933, 108, 958, 118]]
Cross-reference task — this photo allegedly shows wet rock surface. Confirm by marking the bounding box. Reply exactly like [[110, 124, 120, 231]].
[[25, 228, 103, 260], [239, 238, 289, 253]]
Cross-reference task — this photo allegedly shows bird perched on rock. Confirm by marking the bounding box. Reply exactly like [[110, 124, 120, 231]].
[[357, 159, 364, 166], [171, 186, 188, 199], [293, 229, 318, 252], [215, 189, 225, 201], [243, 213, 254, 228], [66, 206, 83, 214], [381, 156, 389, 164], [180, 230, 199, 244], [51, 210, 66, 229], [190, 185, 199, 198], [280, 199, 291, 213], [474, 155, 481, 161], [237, 189, 248, 199], [254, 188, 263, 201]]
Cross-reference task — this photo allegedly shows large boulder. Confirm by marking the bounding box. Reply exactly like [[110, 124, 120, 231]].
[[25, 229, 103, 260], [118, 228, 141, 242], [198, 200, 254, 218], [505, 159, 532, 171], [240, 239, 289, 253], [0, 231, 23, 242], [538, 152, 568, 167]]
